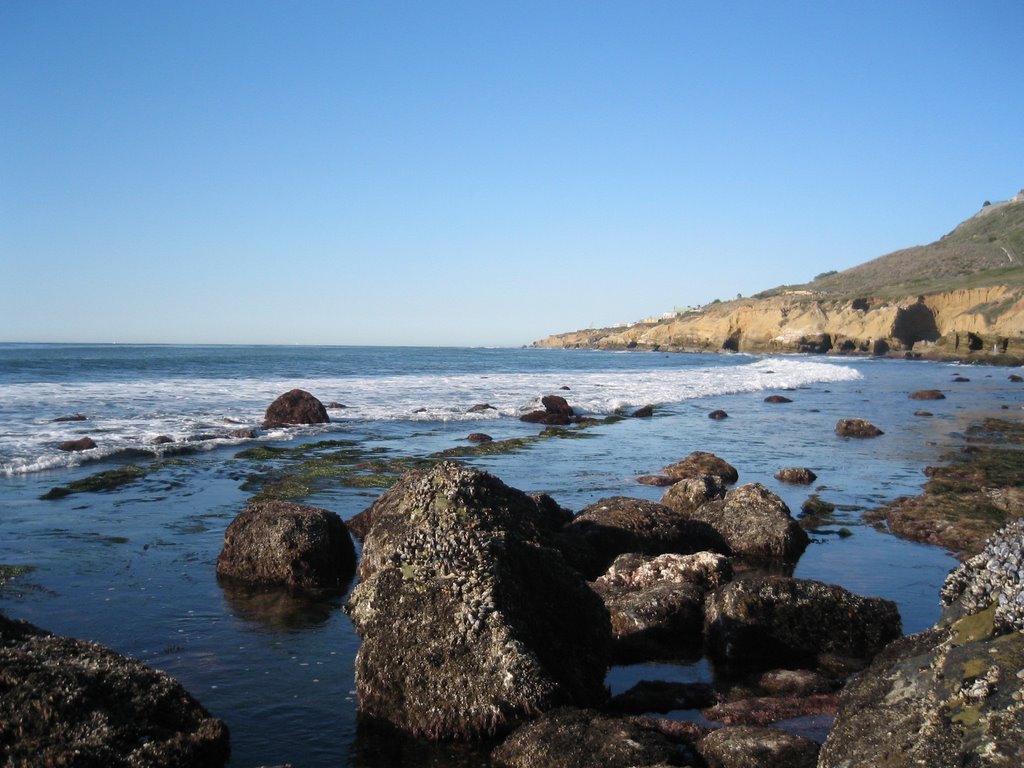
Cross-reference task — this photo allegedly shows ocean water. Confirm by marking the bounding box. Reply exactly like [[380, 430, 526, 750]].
[[1, 344, 1020, 766]]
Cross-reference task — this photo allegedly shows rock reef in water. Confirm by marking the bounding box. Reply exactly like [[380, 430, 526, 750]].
[[346, 462, 611, 740], [0, 613, 230, 767]]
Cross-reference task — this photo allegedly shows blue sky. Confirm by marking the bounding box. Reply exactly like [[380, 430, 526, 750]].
[[2, 1, 1022, 346]]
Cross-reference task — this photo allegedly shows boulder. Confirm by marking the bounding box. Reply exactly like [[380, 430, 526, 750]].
[[708, 409, 729, 420], [0, 613, 229, 767], [631, 405, 655, 418], [773, 467, 817, 485], [697, 725, 819, 768], [593, 552, 733, 661], [346, 463, 611, 740], [215, 500, 356, 591], [704, 576, 902, 674], [262, 389, 329, 428], [835, 418, 883, 437], [1010, 374, 1023, 383], [467, 432, 493, 443], [763, 395, 793, 404], [520, 395, 576, 425], [662, 451, 739, 484], [57, 437, 96, 452], [491, 707, 691, 768], [910, 389, 945, 400], [661, 475, 728, 516], [672, 483, 809, 561], [557, 497, 730, 580]]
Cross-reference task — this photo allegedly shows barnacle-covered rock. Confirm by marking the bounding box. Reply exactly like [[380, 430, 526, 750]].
[[346, 462, 611, 740], [940, 518, 1024, 633]]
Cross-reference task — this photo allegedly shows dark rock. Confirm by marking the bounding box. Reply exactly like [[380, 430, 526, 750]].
[[661, 475, 728, 516], [0, 613, 230, 767], [702, 693, 839, 726], [755, 668, 838, 697], [52, 413, 87, 422], [557, 497, 730, 580], [631, 405, 655, 418], [57, 437, 96, 452], [467, 403, 496, 413], [704, 576, 902, 674], [559, 385, 571, 390], [697, 725, 819, 768], [467, 432, 493, 443], [609, 680, 718, 714], [663, 451, 739, 484], [215, 500, 356, 591], [1010, 374, 1023, 382], [671, 483, 809, 561], [541, 395, 573, 415], [262, 389, 329, 428], [764, 395, 793, 404], [910, 389, 946, 400], [913, 410, 933, 417], [708, 409, 729, 420], [953, 375, 971, 382], [228, 428, 257, 439], [593, 552, 733, 661], [774, 467, 817, 485], [636, 474, 675, 487], [835, 418, 883, 437], [346, 463, 611, 740], [326, 402, 347, 409], [413, 407, 428, 413], [520, 410, 570, 425], [491, 707, 690, 768], [153, 435, 174, 444]]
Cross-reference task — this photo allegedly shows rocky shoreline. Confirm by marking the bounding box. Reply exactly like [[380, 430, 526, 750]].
[[3, 390, 1023, 766]]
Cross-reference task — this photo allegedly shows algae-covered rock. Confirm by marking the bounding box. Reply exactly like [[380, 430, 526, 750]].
[[704, 576, 902, 674], [0, 613, 229, 767], [216, 500, 356, 590], [346, 462, 611, 740], [662, 451, 739, 484], [557, 497, 730, 580], [262, 388, 329, 428], [697, 725, 819, 768]]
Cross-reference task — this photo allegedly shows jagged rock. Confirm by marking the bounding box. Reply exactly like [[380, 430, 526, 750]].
[[215, 500, 356, 591], [346, 463, 610, 740], [704, 576, 902, 674], [491, 707, 692, 768], [57, 437, 96, 452], [773, 467, 817, 485], [262, 389, 329, 428], [910, 389, 946, 400], [697, 725, 819, 768], [662, 451, 739, 484], [672, 483, 808, 561], [835, 418, 883, 437], [557, 497, 730, 580], [0, 613, 230, 767], [593, 552, 733, 661], [661, 475, 728, 516]]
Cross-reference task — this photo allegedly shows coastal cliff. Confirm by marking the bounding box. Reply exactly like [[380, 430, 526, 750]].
[[534, 192, 1024, 362]]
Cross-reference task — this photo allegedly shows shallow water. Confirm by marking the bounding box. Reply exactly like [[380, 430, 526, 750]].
[[1, 346, 1021, 766]]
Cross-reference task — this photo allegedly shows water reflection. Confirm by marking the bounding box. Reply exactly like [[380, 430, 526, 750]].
[[218, 577, 349, 632]]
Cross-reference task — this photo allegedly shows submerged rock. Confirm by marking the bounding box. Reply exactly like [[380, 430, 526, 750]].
[[0, 613, 230, 767], [708, 409, 729, 420], [57, 437, 96, 452], [215, 500, 356, 591], [346, 462, 610, 740], [763, 395, 793, 404], [773, 467, 817, 485], [557, 497, 730, 580], [262, 389, 329, 428], [663, 451, 739, 484], [491, 707, 693, 768], [704, 576, 902, 675], [910, 389, 946, 400]]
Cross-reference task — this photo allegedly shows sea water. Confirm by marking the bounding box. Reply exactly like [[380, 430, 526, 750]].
[[0, 344, 1020, 766]]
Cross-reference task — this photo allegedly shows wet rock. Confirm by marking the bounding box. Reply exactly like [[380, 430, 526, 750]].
[[953, 375, 971, 382], [704, 576, 902, 675], [799, 495, 836, 524], [835, 418, 883, 437], [702, 693, 839, 726], [467, 403, 496, 413], [632, 405, 655, 418], [467, 432, 493, 443], [1010, 374, 1023, 382], [673, 483, 809, 561], [52, 413, 87, 422], [491, 707, 691, 768], [708, 409, 729, 420], [57, 437, 96, 452], [910, 389, 946, 400], [215, 500, 356, 591], [262, 389, 329, 428], [326, 402, 347, 409], [661, 475, 728, 516], [773, 467, 817, 485], [593, 552, 733, 661], [697, 725, 819, 768], [0, 613, 230, 767], [228, 428, 257, 439], [940, 518, 1024, 633], [557, 497, 730, 580], [346, 463, 611, 740], [663, 451, 739, 484], [153, 435, 174, 444], [764, 395, 793, 404], [637, 475, 675, 487], [755, 668, 838, 696], [609, 680, 718, 714], [913, 410, 933, 417]]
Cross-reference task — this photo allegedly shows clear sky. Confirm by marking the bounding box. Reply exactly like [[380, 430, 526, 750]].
[[2, 1, 1022, 346]]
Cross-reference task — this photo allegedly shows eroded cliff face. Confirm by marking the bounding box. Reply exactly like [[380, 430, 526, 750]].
[[534, 287, 1024, 361]]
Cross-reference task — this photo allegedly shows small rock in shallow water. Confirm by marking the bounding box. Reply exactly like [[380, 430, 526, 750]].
[[57, 437, 96, 452]]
